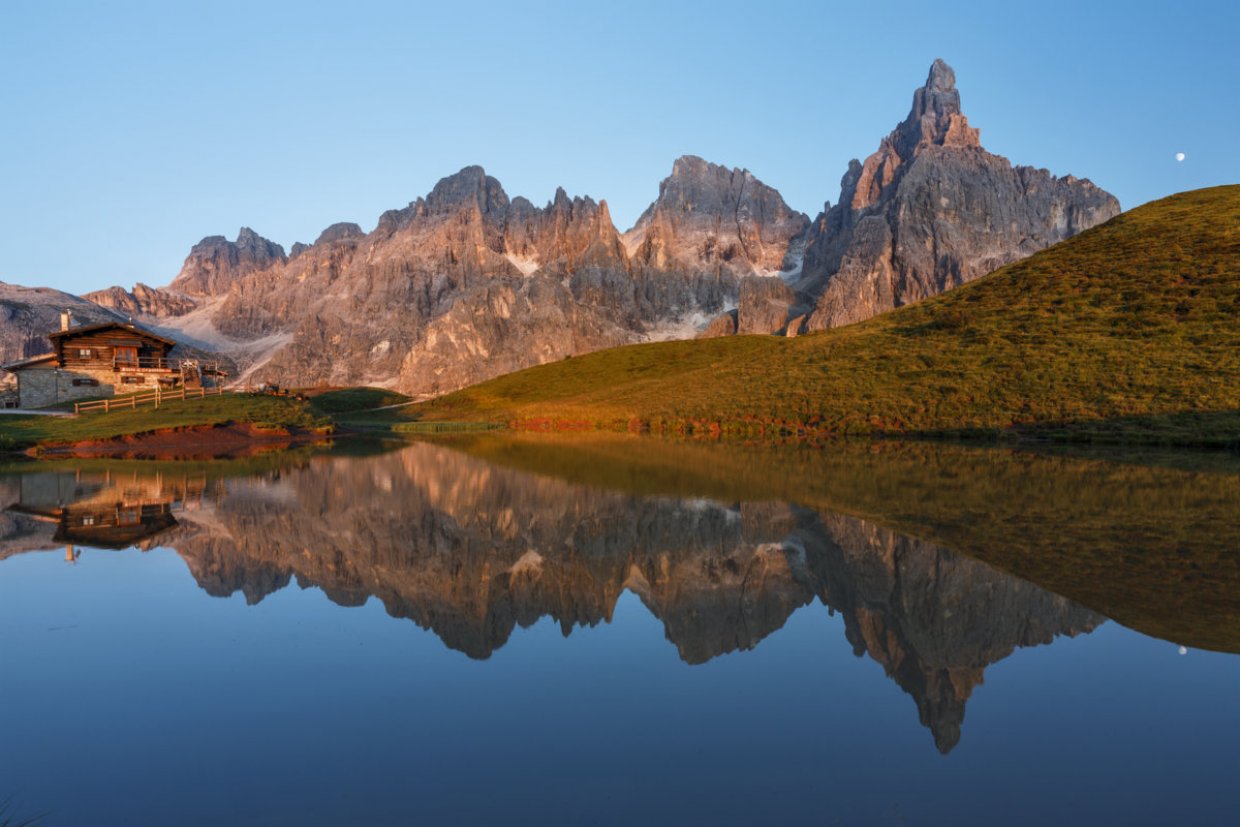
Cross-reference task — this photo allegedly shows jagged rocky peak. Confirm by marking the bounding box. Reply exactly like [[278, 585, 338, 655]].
[[168, 226, 287, 297], [313, 222, 365, 246], [288, 223, 363, 261], [897, 58, 980, 153], [625, 155, 809, 276], [847, 59, 980, 215], [502, 186, 626, 272], [796, 59, 1120, 331], [425, 165, 510, 218]]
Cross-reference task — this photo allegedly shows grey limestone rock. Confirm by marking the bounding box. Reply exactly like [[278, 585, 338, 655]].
[[799, 59, 1119, 331]]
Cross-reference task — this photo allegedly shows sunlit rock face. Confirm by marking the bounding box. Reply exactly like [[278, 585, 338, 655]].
[[83, 283, 197, 318], [61, 157, 807, 395], [797, 59, 1119, 330], [168, 227, 288, 298], [195, 159, 807, 395], [0, 442, 1102, 750], [624, 155, 809, 316]]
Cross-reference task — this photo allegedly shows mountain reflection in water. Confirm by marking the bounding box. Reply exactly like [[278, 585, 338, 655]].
[[0, 440, 1122, 753]]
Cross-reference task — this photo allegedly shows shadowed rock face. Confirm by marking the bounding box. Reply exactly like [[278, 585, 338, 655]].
[[798, 59, 1120, 330], [0, 443, 1101, 750], [737, 275, 797, 335]]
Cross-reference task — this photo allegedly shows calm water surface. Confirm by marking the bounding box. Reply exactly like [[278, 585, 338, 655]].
[[1, 436, 1238, 826]]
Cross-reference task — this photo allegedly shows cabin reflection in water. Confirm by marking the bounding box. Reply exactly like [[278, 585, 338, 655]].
[[8, 468, 208, 555]]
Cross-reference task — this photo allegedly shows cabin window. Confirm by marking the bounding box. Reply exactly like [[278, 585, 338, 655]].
[[77, 348, 94, 358], [115, 346, 138, 364], [81, 515, 96, 527], [121, 375, 145, 384], [71, 378, 100, 387]]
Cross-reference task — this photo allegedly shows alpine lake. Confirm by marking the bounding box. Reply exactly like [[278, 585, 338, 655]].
[[1, 434, 1238, 826]]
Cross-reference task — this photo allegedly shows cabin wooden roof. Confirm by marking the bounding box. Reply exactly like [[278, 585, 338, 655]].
[[47, 321, 178, 347], [0, 352, 56, 371]]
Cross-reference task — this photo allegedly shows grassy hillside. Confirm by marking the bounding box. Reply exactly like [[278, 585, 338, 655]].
[[0, 387, 408, 452], [413, 186, 1240, 446]]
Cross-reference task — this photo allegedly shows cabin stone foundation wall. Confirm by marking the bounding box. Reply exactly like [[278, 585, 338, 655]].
[[16, 366, 120, 409]]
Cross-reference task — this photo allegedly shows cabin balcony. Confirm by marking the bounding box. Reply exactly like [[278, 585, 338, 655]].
[[112, 356, 179, 373], [57, 356, 225, 376]]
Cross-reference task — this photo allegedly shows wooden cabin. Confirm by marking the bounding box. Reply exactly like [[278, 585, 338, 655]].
[[0, 312, 223, 409]]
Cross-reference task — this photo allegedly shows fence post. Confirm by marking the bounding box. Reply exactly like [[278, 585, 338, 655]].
[[74, 402, 80, 414], [104, 399, 109, 413], [155, 387, 160, 409]]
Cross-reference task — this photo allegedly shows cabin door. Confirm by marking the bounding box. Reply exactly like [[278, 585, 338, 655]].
[[115, 346, 138, 366]]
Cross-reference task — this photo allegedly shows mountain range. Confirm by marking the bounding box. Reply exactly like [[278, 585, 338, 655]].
[[1, 60, 1118, 397]]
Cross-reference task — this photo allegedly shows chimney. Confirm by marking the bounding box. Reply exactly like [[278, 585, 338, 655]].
[[60, 310, 73, 331]]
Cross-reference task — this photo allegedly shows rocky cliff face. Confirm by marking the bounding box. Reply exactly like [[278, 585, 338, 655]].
[[624, 155, 809, 316], [796, 59, 1120, 330], [83, 282, 197, 318], [168, 227, 287, 298], [136, 159, 807, 394]]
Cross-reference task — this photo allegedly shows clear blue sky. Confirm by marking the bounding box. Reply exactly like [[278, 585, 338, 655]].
[[2, 0, 1236, 294]]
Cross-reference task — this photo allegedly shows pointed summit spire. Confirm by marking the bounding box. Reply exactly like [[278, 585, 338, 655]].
[[925, 57, 956, 92], [897, 59, 979, 153]]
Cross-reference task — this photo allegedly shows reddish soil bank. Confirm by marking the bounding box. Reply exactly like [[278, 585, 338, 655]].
[[33, 422, 332, 460]]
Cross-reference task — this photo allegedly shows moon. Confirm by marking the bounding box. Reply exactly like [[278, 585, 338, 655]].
[[1176, 152, 1186, 162]]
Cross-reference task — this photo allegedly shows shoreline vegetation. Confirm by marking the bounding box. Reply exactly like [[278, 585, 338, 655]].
[[1, 187, 1236, 456], [1, 381, 1234, 457]]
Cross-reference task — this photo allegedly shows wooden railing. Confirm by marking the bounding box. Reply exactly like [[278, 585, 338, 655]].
[[113, 356, 175, 370], [112, 357, 225, 373], [59, 356, 225, 374], [74, 385, 224, 414]]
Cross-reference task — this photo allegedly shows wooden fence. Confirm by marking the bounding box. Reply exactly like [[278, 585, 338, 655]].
[[74, 385, 224, 415]]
